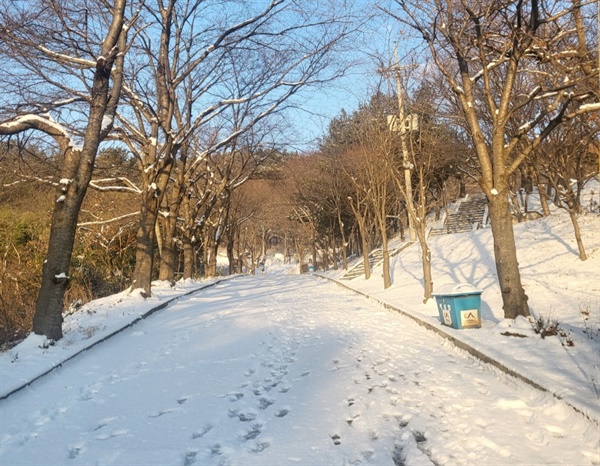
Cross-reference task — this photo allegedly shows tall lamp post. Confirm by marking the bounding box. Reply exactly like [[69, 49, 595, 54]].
[[383, 49, 417, 242]]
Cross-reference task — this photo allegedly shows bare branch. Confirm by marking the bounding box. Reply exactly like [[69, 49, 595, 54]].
[[77, 212, 140, 227]]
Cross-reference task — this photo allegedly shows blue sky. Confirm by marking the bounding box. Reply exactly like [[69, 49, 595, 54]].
[[281, 0, 399, 152], [284, 0, 427, 153]]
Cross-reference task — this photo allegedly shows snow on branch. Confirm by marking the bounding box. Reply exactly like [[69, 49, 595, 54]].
[[470, 57, 509, 83], [567, 102, 600, 118], [36, 45, 96, 69], [0, 114, 70, 139], [77, 211, 139, 227], [89, 177, 142, 193], [1, 176, 57, 188]]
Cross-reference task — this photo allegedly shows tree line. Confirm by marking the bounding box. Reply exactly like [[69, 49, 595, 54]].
[[0, 0, 357, 342], [0, 0, 598, 345]]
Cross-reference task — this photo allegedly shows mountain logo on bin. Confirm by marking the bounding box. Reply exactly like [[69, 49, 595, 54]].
[[460, 309, 480, 328]]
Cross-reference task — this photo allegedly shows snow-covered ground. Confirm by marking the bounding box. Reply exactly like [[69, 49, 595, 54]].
[[1, 274, 599, 466], [320, 181, 600, 425], [0, 181, 599, 465]]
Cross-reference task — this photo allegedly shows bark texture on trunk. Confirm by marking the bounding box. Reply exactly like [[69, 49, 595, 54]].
[[361, 234, 371, 280], [182, 237, 194, 279], [181, 196, 194, 280], [131, 197, 158, 296], [416, 225, 433, 303], [488, 194, 530, 319], [568, 211, 588, 261], [158, 213, 177, 282], [32, 7, 126, 339], [382, 248, 391, 289], [130, 153, 174, 295], [33, 186, 82, 340]]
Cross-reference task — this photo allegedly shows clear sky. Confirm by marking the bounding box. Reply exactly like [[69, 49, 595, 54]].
[[284, 0, 414, 153]]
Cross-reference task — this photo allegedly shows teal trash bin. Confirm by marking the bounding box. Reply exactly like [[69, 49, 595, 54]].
[[433, 283, 482, 329], [307, 264, 315, 272]]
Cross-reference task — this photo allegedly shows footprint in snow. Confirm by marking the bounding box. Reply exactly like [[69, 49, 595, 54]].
[[224, 391, 244, 401], [275, 408, 289, 418], [229, 408, 257, 422], [413, 431, 427, 443], [183, 449, 198, 466], [94, 416, 118, 431], [148, 408, 179, 418], [263, 381, 280, 392], [94, 429, 128, 441], [258, 397, 274, 410], [346, 414, 360, 426], [67, 443, 84, 459], [241, 423, 263, 441], [251, 440, 270, 453], [191, 425, 213, 439], [79, 386, 98, 401]]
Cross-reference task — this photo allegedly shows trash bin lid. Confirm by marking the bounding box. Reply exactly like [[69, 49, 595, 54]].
[[433, 283, 482, 296]]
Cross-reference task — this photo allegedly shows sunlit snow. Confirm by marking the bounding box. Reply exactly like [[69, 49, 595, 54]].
[[0, 181, 599, 466]]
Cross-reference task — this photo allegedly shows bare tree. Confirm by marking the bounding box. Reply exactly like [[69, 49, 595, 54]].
[[538, 117, 599, 260], [113, 0, 355, 296], [343, 146, 376, 280], [0, 0, 133, 340], [354, 106, 398, 288], [385, 0, 599, 319]]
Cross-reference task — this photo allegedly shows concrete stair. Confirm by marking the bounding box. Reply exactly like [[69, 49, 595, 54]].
[[340, 242, 414, 281], [430, 193, 488, 237]]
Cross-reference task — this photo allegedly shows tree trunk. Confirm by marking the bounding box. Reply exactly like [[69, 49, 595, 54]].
[[487, 193, 529, 319], [158, 213, 177, 283], [382, 248, 391, 289], [131, 197, 159, 296], [227, 232, 235, 275], [33, 170, 85, 340], [210, 241, 219, 276], [416, 183, 433, 302], [204, 232, 217, 277], [568, 210, 588, 261], [537, 176, 551, 216], [331, 236, 338, 271], [458, 174, 466, 198], [336, 211, 348, 270], [295, 237, 304, 273], [131, 155, 174, 295], [181, 196, 194, 280], [416, 223, 433, 302], [261, 227, 268, 261], [361, 233, 371, 280], [182, 235, 194, 279], [33, 8, 126, 339]]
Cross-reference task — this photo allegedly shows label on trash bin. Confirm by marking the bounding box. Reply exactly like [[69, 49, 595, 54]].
[[439, 302, 452, 325], [460, 309, 480, 328], [442, 309, 452, 325]]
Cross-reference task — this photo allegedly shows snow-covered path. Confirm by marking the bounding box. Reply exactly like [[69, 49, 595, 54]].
[[1, 274, 598, 466]]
